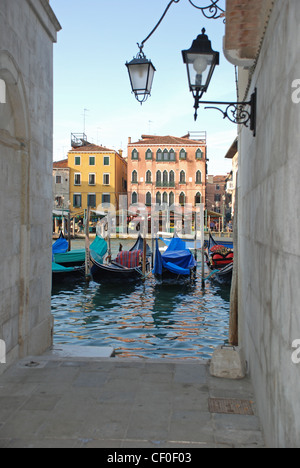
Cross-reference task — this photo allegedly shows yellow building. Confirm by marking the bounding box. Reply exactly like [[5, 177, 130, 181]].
[[68, 143, 127, 215]]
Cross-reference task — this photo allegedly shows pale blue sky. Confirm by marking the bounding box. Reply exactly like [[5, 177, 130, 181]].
[[50, 0, 236, 174]]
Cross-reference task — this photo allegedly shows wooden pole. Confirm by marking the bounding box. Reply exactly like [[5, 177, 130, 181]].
[[142, 213, 147, 277], [67, 212, 71, 251], [85, 206, 91, 279], [200, 203, 205, 288]]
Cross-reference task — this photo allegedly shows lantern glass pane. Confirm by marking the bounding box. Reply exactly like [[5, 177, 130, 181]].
[[146, 64, 155, 93], [186, 53, 214, 90], [128, 63, 150, 93]]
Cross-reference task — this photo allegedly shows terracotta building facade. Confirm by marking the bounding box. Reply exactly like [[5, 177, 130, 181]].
[[127, 133, 207, 212]]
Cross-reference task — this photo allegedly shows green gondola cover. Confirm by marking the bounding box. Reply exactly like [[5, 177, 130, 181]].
[[53, 249, 86, 265], [52, 262, 77, 273]]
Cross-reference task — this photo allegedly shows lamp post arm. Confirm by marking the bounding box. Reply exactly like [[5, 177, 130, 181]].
[[138, 0, 181, 53], [193, 89, 257, 136], [138, 0, 224, 53]]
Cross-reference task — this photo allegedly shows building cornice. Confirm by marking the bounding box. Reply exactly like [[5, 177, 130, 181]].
[[26, 0, 61, 43]]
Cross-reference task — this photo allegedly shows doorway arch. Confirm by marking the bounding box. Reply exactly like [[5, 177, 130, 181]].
[[0, 50, 31, 359]]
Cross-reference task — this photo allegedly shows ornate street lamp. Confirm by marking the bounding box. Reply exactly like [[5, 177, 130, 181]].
[[182, 28, 219, 110], [126, 47, 156, 104], [182, 29, 257, 135], [125, 0, 224, 104]]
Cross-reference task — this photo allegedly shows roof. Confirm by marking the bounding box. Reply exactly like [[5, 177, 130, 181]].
[[224, 0, 274, 64], [129, 135, 206, 147], [70, 144, 116, 153], [225, 138, 238, 159], [53, 159, 68, 168]]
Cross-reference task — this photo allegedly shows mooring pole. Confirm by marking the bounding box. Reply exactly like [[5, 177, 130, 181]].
[[85, 206, 91, 280]]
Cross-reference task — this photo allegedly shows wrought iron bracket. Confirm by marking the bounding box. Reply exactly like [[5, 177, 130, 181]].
[[194, 88, 257, 136], [138, 0, 224, 53]]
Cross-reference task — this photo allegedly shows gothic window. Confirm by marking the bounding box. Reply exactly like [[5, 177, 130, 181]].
[[196, 148, 203, 159], [146, 148, 153, 160], [179, 192, 185, 206], [131, 148, 139, 160], [196, 170, 202, 184], [132, 191, 138, 204], [180, 148, 187, 160], [195, 192, 201, 204], [146, 170, 152, 183], [146, 192, 152, 206], [169, 192, 175, 206], [180, 170, 186, 184], [163, 170, 168, 186], [131, 170, 138, 183]]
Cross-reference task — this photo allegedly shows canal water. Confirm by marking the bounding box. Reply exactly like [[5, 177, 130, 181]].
[[51, 238, 230, 360]]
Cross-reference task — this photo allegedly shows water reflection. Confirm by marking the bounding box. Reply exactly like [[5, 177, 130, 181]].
[[51, 246, 231, 359]]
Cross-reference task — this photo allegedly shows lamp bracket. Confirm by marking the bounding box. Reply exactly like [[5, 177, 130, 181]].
[[138, 0, 224, 54], [194, 89, 257, 136]]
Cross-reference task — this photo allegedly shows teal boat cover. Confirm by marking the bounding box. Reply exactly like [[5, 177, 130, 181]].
[[53, 249, 86, 264], [153, 238, 196, 276], [89, 236, 108, 265], [52, 262, 77, 273]]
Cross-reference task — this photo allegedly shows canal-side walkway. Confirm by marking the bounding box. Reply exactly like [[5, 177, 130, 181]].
[[0, 347, 265, 448]]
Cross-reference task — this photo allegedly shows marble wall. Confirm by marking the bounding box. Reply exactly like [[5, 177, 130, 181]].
[[236, 0, 300, 447], [0, 0, 60, 372]]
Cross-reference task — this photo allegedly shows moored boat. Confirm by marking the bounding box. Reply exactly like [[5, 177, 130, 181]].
[[205, 233, 233, 285], [90, 234, 151, 282], [153, 237, 197, 283]]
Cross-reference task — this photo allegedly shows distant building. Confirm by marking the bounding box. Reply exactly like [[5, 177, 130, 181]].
[[224, 137, 238, 219], [127, 133, 207, 211], [68, 141, 127, 215], [206, 175, 227, 214], [53, 159, 70, 210]]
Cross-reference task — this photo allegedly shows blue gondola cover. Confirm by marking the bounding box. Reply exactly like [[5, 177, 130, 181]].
[[153, 238, 196, 276]]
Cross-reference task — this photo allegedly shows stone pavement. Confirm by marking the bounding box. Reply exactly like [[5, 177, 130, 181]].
[[0, 347, 265, 448]]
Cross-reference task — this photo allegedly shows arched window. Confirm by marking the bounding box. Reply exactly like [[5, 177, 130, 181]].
[[195, 192, 201, 205], [156, 148, 162, 161], [131, 170, 138, 183], [156, 170, 161, 187], [169, 191, 175, 206], [180, 148, 187, 160], [146, 170, 152, 183], [132, 192, 138, 204], [163, 148, 169, 161], [179, 192, 185, 206], [169, 148, 175, 161], [162, 192, 168, 204], [196, 148, 203, 160], [156, 192, 161, 205], [131, 148, 139, 160], [180, 170, 186, 184], [169, 170, 175, 187], [163, 170, 168, 186], [146, 192, 152, 206], [146, 148, 153, 160], [196, 170, 202, 184]]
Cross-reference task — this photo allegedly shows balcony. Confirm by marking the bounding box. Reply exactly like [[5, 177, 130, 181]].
[[155, 181, 175, 188]]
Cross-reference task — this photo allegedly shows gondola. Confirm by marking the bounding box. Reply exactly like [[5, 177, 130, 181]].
[[52, 262, 85, 284], [205, 233, 234, 285], [90, 234, 151, 282], [52, 235, 107, 284], [153, 237, 197, 283], [52, 232, 85, 268]]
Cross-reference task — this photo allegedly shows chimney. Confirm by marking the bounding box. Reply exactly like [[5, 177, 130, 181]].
[[128, 137, 131, 144]]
